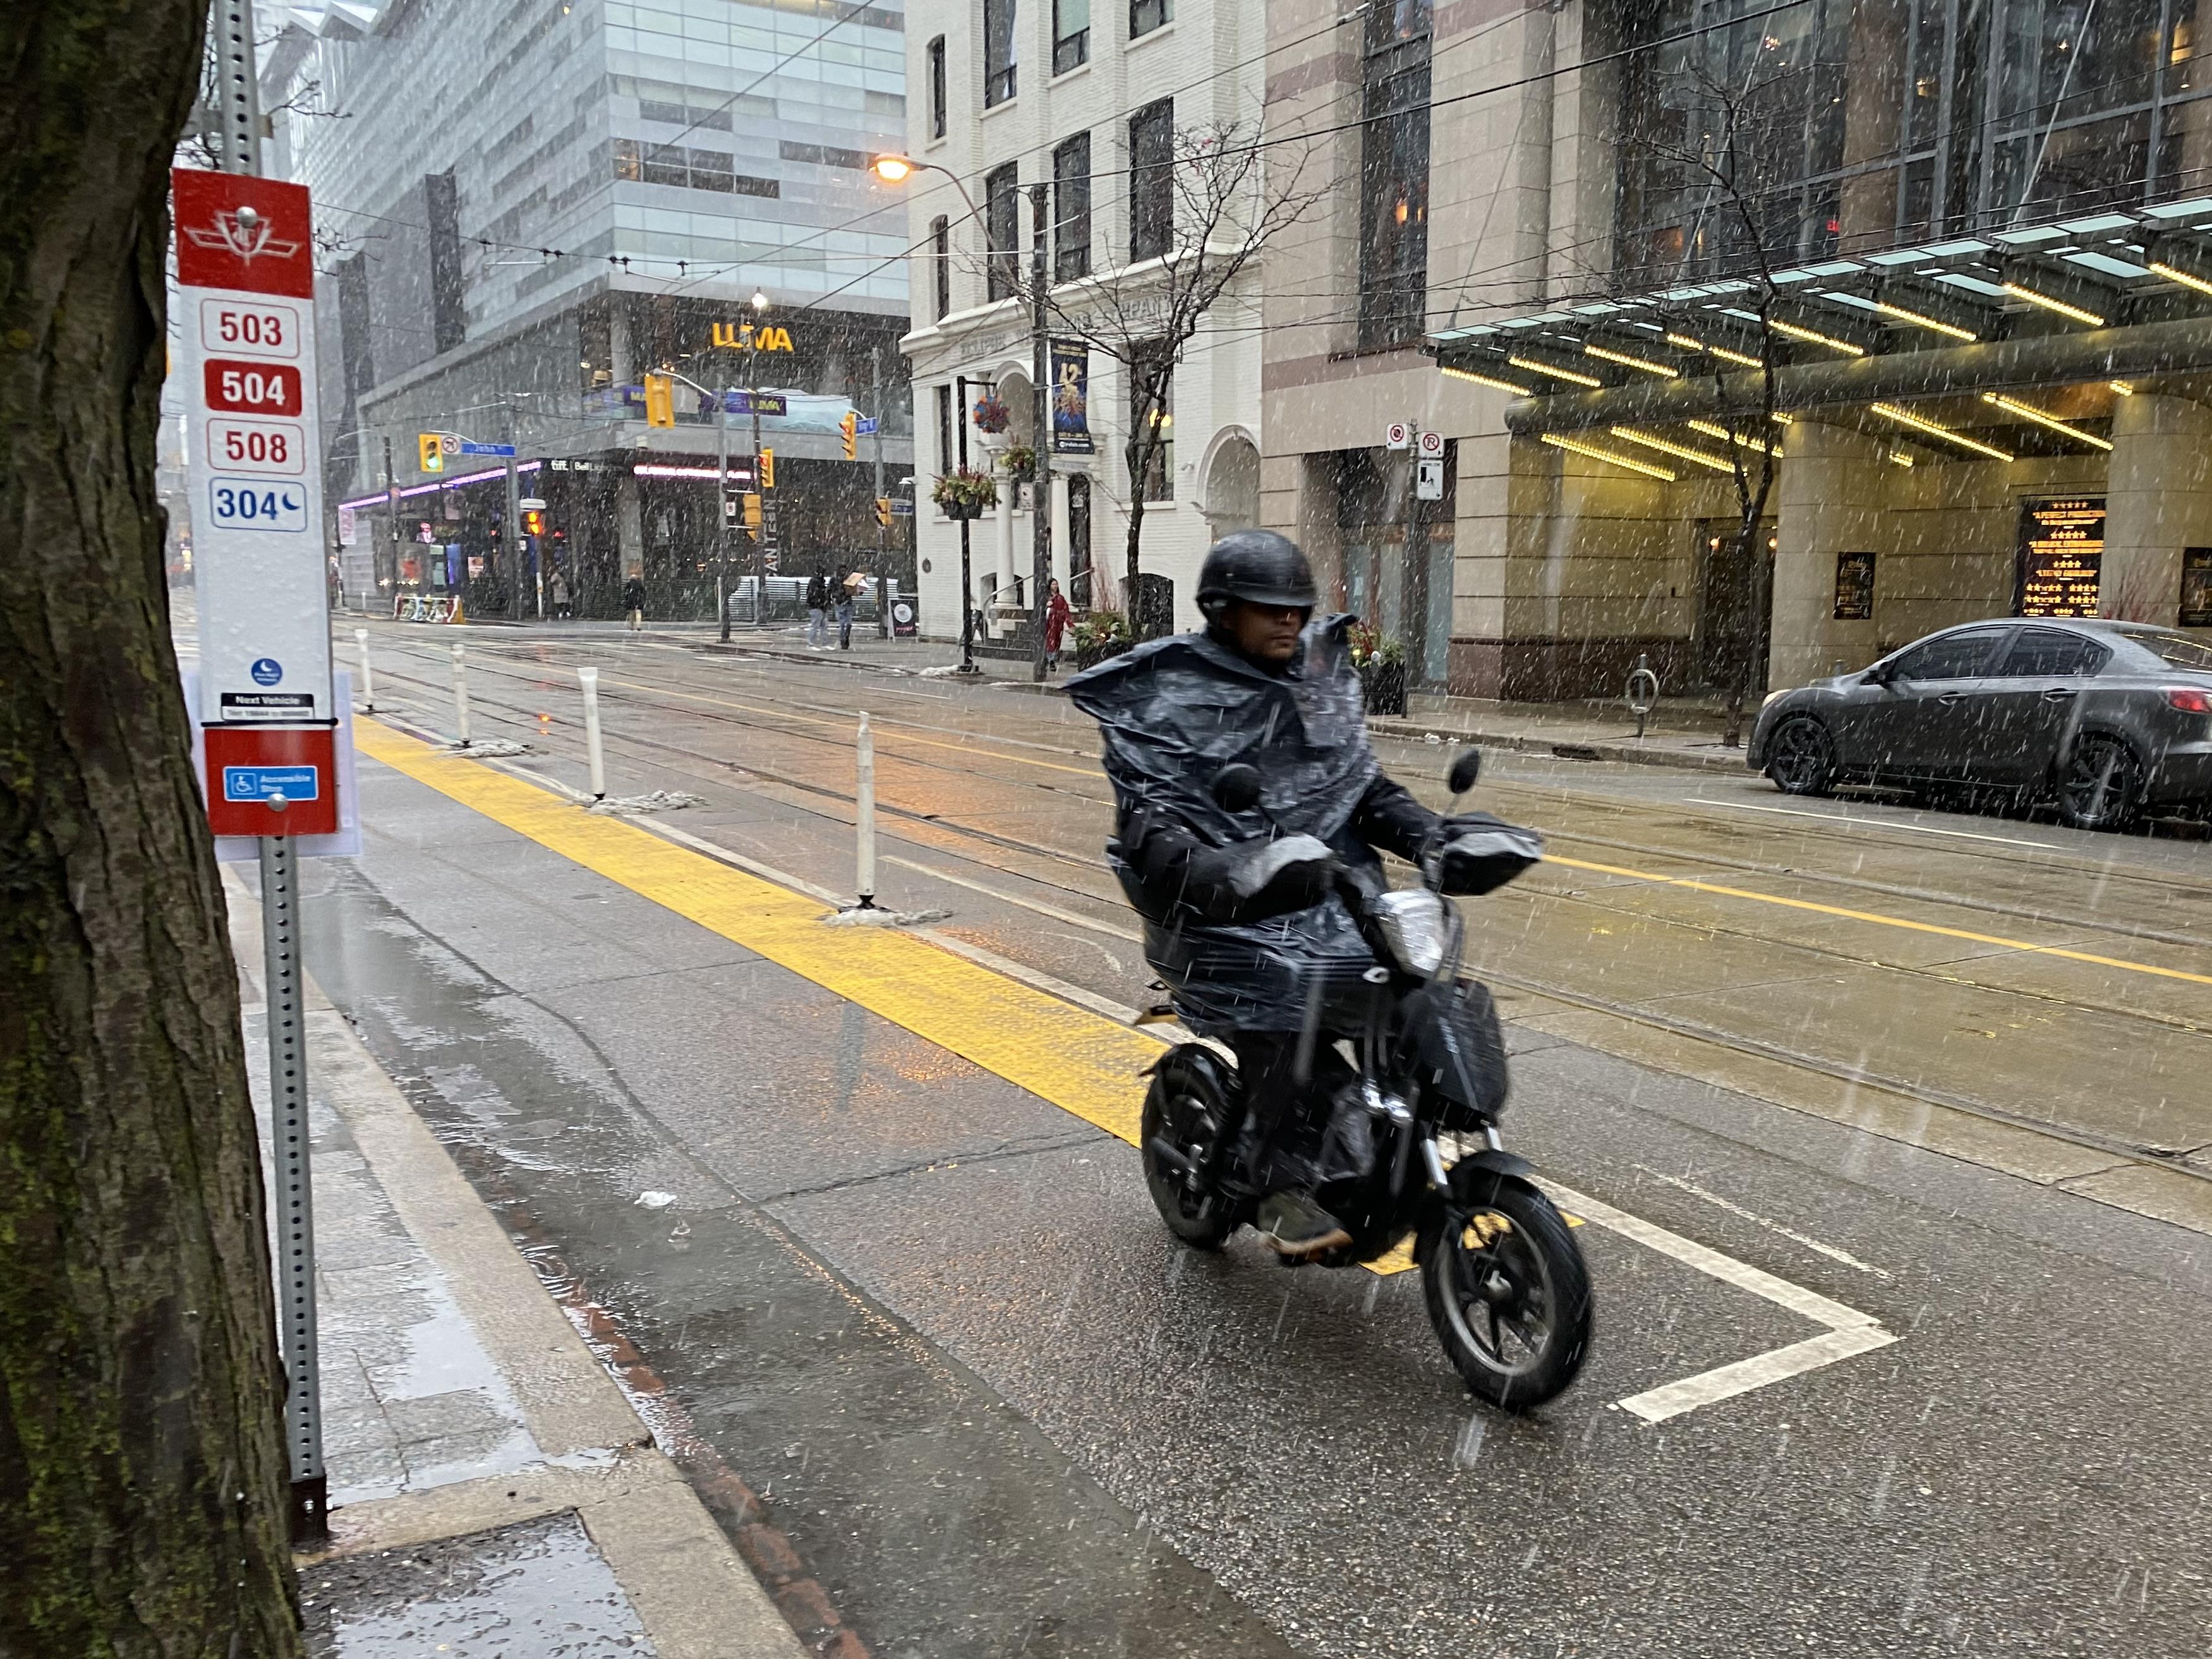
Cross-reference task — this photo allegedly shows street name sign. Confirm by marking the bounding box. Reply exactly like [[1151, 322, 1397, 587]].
[[174, 167, 338, 836]]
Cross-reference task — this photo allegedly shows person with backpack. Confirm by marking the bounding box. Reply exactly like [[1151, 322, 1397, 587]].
[[806, 570, 830, 648]]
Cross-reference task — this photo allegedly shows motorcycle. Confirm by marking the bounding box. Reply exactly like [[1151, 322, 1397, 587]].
[[1139, 748, 1593, 1408]]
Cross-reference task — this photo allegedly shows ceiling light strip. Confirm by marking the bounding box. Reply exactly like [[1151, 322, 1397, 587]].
[[2002, 281, 2106, 327], [1769, 318, 1866, 356], [1540, 433, 1677, 482], [1610, 428, 1737, 472], [1870, 401, 2015, 461], [1979, 392, 2114, 451], [1665, 331, 1764, 368], [1684, 419, 1782, 456], [1867, 299, 1979, 341], [2148, 259, 2212, 299], [1440, 364, 1535, 395], [1583, 342, 1681, 378], [1508, 354, 1604, 389]]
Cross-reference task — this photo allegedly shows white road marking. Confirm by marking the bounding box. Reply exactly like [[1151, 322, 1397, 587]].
[[1688, 797, 2062, 850], [1631, 1165, 1894, 1281], [1538, 1179, 1898, 1423]]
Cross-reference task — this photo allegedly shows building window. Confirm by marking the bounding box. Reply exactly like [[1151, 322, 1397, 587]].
[[613, 138, 777, 198], [985, 163, 1020, 301], [927, 35, 947, 138], [1055, 0, 1089, 71], [937, 383, 955, 474], [1053, 133, 1091, 282], [984, 0, 1018, 106], [1357, 0, 1432, 349], [1130, 339, 1173, 500], [1130, 0, 1171, 37], [931, 215, 952, 318], [1128, 99, 1173, 262]]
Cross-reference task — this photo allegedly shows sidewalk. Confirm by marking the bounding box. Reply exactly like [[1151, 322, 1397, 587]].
[[222, 869, 828, 1659]]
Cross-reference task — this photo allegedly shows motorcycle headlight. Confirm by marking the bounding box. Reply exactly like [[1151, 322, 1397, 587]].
[[1373, 888, 1449, 978]]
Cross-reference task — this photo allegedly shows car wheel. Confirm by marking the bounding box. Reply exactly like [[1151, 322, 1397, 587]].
[[2055, 733, 2144, 832], [1765, 715, 1836, 797]]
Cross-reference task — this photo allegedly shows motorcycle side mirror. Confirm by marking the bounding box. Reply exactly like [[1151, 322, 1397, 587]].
[[1211, 763, 1263, 814], [1446, 748, 1483, 797]]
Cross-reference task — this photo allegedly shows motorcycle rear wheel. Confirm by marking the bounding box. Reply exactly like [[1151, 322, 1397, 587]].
[[1422, 1171, 1592, 1409], [1140, 1047, 1240, 1251]]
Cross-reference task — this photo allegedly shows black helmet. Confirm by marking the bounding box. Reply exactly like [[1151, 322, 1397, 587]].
[[1195, 529, 1319, 617]]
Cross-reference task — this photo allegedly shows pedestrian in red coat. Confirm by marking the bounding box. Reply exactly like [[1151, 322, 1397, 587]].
[[1044, 578, 1072, 669]]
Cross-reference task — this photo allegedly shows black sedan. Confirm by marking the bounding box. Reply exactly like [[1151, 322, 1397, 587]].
[[1747, 618, 2212, 830]]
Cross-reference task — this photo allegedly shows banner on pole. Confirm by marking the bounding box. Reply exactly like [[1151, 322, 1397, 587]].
[[1050, 341, 1093, 455]]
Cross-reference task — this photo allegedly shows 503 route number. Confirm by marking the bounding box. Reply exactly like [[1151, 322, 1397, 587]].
[[208, 478, 308, 532], [207, 418, 305, 476], [202, 358, 303, 417], [198, 298, 300, 359]]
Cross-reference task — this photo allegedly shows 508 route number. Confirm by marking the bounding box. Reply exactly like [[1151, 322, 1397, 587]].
[[208, 478, 308, 532], [206, 418, 305, 476]]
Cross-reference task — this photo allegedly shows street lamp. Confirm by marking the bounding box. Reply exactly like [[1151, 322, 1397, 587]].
[[874, 154, 1053, 682]]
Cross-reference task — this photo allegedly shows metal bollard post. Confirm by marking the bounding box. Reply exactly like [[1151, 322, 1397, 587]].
[[578, 667, 607, 800], [450, 642, 471, 747], [855, 713, 878, 908], [1626, 652, 1660, 742], [354, 628, 375, 712]]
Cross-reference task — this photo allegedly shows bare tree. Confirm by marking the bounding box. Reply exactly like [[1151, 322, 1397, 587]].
[[1031, 121, 1324, 632], [1, 4, 305, 1655]]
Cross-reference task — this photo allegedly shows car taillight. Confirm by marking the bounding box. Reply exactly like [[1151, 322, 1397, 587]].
[[2167, 687, 2212, 714]]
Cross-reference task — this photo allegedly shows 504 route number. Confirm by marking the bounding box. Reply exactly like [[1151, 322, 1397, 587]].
[[202, 358, 303, 417]]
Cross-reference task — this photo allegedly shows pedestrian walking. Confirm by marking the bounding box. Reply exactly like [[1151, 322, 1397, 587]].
[[549, 567, 572, 620], [835, 572, 857, 651], [1044, 577, 1070, 670], [623, 572, 646, 631], [806, 570, 830, 648]]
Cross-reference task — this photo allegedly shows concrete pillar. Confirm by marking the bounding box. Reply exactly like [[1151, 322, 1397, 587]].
[[1050, 474, 1071, 586], [1770, 420, 1891, 689], [993, 484, 1015, 601], [617, 473, 644, 579], [2103, 392, 2212, 625]]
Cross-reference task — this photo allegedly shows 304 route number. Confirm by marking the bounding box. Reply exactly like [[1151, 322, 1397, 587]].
[[207, 418, 305, 476], [198, 298, 300, 359], [202, 358, 303, 416], [207, 478, 308, 532]]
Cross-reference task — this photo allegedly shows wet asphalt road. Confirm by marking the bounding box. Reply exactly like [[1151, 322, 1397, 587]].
[[290, 629, 2212, 1656]]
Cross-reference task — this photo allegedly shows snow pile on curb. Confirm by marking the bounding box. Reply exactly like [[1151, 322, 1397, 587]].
[[819, 905, 952, 928], [587, 790, 704, 816]]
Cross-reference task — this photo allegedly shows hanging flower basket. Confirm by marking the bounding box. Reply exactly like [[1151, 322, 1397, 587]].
[[999, 442, 1037, 477], [970, 393, 1012, 435], [931, 466, 1000, 520]]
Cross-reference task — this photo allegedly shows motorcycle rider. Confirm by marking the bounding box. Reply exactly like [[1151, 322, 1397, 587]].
[[1068, 531, 1520, 1257]]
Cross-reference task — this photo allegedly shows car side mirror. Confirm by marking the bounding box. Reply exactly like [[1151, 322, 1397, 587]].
[[1211, 763, 1262, 814], [1446, 748, 1482, 796], [1864, 664, 1896, 687]]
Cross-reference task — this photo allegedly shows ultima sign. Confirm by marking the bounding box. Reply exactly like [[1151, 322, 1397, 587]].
[[711, 322, 795, 351]]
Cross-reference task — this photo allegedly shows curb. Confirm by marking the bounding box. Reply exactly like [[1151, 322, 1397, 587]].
[[1365, 719, 1753, 774]]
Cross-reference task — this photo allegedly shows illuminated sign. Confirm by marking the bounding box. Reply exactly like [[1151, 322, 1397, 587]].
[[2018, 497, 2105, 618], [711, 322, 795, 351]]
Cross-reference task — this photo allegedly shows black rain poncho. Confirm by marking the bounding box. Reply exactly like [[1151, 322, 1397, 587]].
[[1067, 615, 1430, 1035]]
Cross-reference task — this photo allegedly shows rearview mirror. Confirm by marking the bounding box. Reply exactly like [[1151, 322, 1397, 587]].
[[1447, 748, 1483, 796], [1211, 763, 1263, 814]]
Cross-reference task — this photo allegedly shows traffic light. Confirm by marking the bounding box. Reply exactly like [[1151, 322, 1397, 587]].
[[874, 497, 894, 528], [758, 448, 775, 490], [418, 431, 444, 473], [643, 372, 675, 428], [839, 409, 859, 461], [521, 508, 547, 537], [740, 493, 763, 532]]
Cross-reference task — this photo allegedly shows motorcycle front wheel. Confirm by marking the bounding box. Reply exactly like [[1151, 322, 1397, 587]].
[[1422, 1171, 1592, 1408]]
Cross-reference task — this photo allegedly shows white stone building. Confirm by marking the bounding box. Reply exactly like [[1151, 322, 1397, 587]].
[[893, 0, 1266, 644]]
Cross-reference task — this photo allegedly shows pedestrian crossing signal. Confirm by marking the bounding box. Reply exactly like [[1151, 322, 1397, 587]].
[[418, 432, 444, 473], [758, 448, 775, 490], [643, 372, 675, 428], [840, 409, 859, 460]]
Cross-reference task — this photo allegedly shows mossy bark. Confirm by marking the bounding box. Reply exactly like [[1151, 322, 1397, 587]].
[[0, 6, 303, 1656]]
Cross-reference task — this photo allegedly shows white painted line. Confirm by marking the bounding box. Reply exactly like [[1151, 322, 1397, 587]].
[[1538, 1178, 1897, 1423], [1613, 1325, 1898, 1424], [1631, 1165, 1894, 1280], [1689, 797, 2062, 850]]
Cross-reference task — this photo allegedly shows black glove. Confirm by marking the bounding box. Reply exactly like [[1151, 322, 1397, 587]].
[[1426, 814, 1543, 896], [1185, 833, 1339, 922]]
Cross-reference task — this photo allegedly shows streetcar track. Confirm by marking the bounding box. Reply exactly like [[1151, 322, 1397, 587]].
[[366, 644, 2212, 955]]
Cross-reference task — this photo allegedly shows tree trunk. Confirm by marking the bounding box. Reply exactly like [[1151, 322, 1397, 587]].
[[0, 7, 304, 1657]]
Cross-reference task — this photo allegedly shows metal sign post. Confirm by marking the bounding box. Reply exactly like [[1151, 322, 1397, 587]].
[[176, 5, 341, 1542]]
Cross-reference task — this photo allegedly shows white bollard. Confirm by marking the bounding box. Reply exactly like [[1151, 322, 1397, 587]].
[[855, 713, 877, 908], [578, 667, 607, 800], [354, 627, 375, 711], [450, 642, 471, 747]]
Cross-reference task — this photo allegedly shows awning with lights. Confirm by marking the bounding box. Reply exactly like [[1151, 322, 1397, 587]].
[[1426, 198, 2212, 470]]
